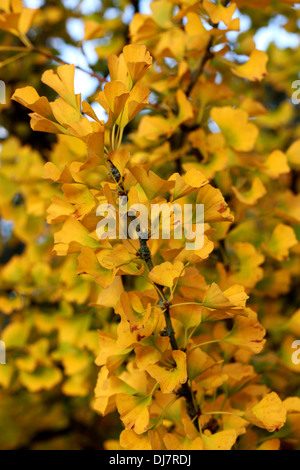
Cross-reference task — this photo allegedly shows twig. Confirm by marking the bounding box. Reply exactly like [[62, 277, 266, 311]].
[[30, 47, 107, 83], [110, 161, 201, 430], [186, 36, 214, 96]]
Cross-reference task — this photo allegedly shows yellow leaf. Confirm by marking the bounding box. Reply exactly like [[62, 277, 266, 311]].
[[109, 149, 130, 176], [145, 350, 187, 393], [12, 86, 53, 117], [203, 282, 248, 312], [196, 184, 234, 222], [19, 367, 62, 392], [211, 107, 259, 152], [2, 321, 30, 348], [228, 242, 265, 288], [244, 392, 287, 432], [77, 246, 115, 288], [187, 346, 215, 381], [223, 309, 266, 353], [263, 150, 290, 179], [257, 439, 280, 450], [232, 50, 268, 81], [262, 223, 298, 261], [42, 64, 79, 109], [149, 261, 184, 288], [232, 177, 266, 205], [170, 169, 208, 200], [0, 5, 37, 37], [94, 367, 135, 415], [119, 291, 152, 332], [120, 430, 152, 450], [54, 217, 99, 255], [202, 429, 237, 450], [286, 140, 300, 168], [83, 19, 105, 41], [130, 166, 174, 200], [95, 331, 131, 372], [283, 397, 300, 413], [164, 433, 203, 450], [96, 81, 130, 128], [203, 1, 237, 27], [170, 296, 202, 330], [116, 394, 152, 434], [123, 44, 152, 83]]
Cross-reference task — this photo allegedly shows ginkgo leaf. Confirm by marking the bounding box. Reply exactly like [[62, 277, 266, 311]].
[[203, 1, 237, 27], [135, 343, 164, 370], [62, 183, 96, 220], [0, 4, 38, 36], [19, 367, 62, 392], [262, 224, 298, 261], [211, 107, 259, 152], [117, 306, 160, 349], [196, 184, 234, 222], [96, 81, 130, 127], [170, 296, 202, 330], [285, 309, 300, 337], [54, 217, 99, 255], [262, 150, 290, 179], [283, 397, 300, 414], [42, 64, 80, 110], [136, 89, 193, 140], [164, 433, 204, 450], [228, 242, 265, 288], [286, 140, 300, 168], [119, 291, 152, 332], [257, 439, 280, 450], [244, 392, 287, 432], [118, 82, 150, 128], [109, 149, 130, 176], [120, 430, 152, 450], [2, 321, 30, 348], [223, 309, 266, 354], [187, 346, 215, 381], [123, 44, 152, 83], [169, 169, 208, 200], [232, 177, 266, 205], [149, 261, 184, 288], [116, 394, 152, 434], [130, 166, 174, 200], [232, 50, 268, 81], [83, 19, 105, 41], [94, 367, 135, 415], [43, 162, 73, 183], [12, 86, 53, 117], [145, 350, 187, 393], [202, 283, 248, 312], [3, 0, 300, 452], [202, 430, 237, 450], [95, 332, 132, 372]]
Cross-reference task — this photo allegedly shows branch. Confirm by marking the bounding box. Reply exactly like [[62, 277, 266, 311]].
[[109, 161, 201, 428], [138, 243, 201, 430], [30, 47, 107, 83], [186, 36, 214, 97], [0, 44, 107, 82]]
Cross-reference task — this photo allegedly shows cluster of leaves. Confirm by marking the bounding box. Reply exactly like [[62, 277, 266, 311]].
[[0, 0, 300, 450]]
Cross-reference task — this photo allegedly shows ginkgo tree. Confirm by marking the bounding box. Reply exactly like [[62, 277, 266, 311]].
[[0, 0, 300, 451]]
